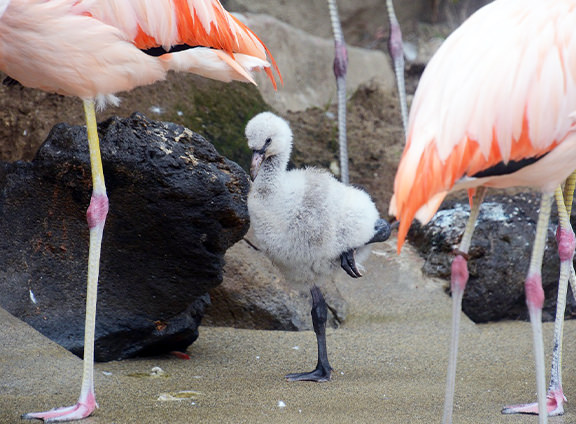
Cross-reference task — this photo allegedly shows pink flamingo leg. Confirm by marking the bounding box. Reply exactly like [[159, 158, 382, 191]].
[[23, 100, 106, 422], [503, 183, 575, 417], [443, 187, 485, 424], [521, 193, 553, 424]]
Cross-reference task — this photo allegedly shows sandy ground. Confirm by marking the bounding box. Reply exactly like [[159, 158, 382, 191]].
[[1, 237, 576, 424]]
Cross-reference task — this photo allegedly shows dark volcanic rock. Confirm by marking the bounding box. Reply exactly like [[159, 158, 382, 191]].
[[408, 192, 576, 323], [0, 113, 250, 361]]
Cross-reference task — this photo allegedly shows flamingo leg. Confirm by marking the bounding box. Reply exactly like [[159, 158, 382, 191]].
[[327, 0, 349, 184], [503, 174, 576, 417], [443, 187, 486, 424], [516, 192, 553, 424], [23, 99, 107, 422], [386, 0, 408, 134], [563, 173, 576, 297], [286, 285, 333, 382]]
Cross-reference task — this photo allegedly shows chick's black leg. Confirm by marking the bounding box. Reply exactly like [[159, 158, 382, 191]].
[[286, 285, 332, 382]]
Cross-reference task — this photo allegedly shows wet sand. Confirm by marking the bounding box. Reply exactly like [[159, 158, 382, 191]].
[[1, 239, 575, 423]]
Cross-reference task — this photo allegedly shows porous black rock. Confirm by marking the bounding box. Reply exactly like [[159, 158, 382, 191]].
[[0, 113, 250, 361]]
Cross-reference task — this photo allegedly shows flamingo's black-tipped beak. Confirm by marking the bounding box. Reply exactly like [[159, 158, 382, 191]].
[[250, 151, 265, 181]]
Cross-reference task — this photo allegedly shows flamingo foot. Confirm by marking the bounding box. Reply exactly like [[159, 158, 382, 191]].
[[22, 391, 97, 422], [285, 363, 332, 382], [502, 388, 566, 416]]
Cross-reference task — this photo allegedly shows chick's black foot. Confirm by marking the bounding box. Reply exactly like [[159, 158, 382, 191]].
[[341, 248, 362, 278], [285, 362, 332, 382]]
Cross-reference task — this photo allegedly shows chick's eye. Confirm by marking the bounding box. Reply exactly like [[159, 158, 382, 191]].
[[264, 137, 272, 146]]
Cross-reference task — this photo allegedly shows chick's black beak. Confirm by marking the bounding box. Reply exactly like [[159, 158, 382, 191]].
[[250, 151, 265, 181]]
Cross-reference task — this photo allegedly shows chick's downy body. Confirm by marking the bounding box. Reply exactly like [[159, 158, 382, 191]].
[[249, 165, 378, 285]]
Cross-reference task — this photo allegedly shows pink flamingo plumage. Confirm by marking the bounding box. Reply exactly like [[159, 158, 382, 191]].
[[389, 0, 576, 423], [0, 0, 280, 421]]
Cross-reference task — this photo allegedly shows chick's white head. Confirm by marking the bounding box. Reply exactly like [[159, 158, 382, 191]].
[[245, 112, 293, 180]]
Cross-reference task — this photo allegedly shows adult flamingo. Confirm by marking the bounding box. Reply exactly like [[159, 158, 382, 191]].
[[389, 0, 576, 423], [0, 0, 280, 421]]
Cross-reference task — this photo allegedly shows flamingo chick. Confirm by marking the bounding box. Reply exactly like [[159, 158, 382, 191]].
[[0, 0, 280, 421], [389, 0, 576, 423], [246, 112, 390, 382]]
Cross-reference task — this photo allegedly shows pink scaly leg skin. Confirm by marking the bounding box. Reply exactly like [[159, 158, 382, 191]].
[[451, 255, 469, 292], [525, 275, 545, 326], [87, 193, 109, 229], [557, 227, 576, 263]]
